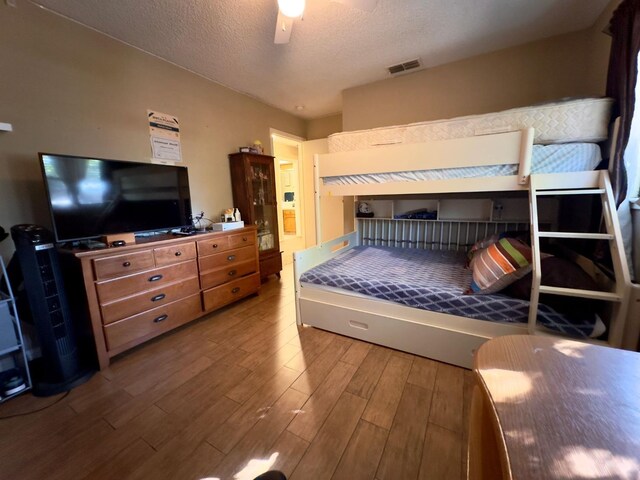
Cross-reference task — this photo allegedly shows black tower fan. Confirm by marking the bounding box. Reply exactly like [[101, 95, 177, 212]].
[[10, 224, 93, 396]]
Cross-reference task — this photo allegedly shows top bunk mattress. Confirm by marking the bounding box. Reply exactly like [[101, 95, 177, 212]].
[[328, 98, 614, 152], [299, 246, 601, 339], [323, 142, 602, 186]]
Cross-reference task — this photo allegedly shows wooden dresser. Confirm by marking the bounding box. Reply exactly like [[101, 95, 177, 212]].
[[468, 335, 640, 479], [70, 227, 260, 369]]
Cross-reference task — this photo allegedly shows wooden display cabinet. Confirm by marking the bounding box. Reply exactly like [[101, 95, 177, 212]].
[[229, 152, 282, 279]]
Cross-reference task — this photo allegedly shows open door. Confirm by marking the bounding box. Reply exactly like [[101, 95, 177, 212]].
[[272, 133, 305, 266]]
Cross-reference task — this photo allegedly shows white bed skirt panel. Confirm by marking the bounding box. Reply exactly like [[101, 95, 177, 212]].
[[298, 287, 528, 369]]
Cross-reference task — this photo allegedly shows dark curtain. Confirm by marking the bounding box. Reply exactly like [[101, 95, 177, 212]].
[[607, 0, 640, 205]]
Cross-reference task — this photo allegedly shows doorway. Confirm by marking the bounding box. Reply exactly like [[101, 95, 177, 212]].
[[270, 130, 305, 266]]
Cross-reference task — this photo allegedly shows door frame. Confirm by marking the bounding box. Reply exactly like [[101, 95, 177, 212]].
[[270, 129, 306, 263]]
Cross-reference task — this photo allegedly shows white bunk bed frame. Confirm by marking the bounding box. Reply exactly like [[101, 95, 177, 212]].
[[293, 126, 633, 369]]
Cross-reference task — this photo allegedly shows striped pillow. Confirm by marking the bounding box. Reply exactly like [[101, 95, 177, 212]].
[[466, 234, 501, 264], [468, 237, 532, 294], [466, 231, 530, 264]]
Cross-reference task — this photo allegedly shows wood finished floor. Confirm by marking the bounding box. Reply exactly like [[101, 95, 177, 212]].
[[0, 264, 473, 480]]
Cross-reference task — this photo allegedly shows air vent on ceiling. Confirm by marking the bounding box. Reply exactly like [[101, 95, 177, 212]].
[[387, 58, 422, 76]]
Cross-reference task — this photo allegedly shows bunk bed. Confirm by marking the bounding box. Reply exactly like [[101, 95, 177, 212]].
[[293, 98, 633, 368]]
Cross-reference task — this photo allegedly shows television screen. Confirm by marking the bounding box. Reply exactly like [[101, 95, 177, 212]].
[[39, 153, 192, 242]]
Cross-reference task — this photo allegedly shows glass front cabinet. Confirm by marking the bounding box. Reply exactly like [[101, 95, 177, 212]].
[[229, 152, 282, 279]]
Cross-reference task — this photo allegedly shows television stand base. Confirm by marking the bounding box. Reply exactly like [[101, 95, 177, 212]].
[[101, 232, 136, 246], [72, 240, 107, 250]]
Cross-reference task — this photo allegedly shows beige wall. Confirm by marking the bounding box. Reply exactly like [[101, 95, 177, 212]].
[[0, 1, 305, 261], [273, 143, 299, 160], [342, 26, 613, 131], [306, 114, 343, 140]]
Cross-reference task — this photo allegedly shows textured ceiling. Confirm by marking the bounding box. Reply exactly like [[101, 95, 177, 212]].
[[32, 0, 610, 119]]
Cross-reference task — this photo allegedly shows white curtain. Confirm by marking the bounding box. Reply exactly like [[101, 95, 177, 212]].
[[618, 55, 640, 281]]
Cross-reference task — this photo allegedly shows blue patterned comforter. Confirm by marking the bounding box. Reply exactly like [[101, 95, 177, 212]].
[[300, 246, 598, 338]]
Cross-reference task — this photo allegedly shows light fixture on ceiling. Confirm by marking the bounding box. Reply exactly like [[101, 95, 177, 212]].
[[278, 0, 305, 18], [274, 0, 377, 44]]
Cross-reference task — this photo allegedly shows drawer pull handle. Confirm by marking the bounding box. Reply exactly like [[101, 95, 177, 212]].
[[153, 314, 168, 323], [242, 237, 247, 241], [231, 287, 241, 294], [349, 320, 369, 330], [175, 251, 182, 257], [123, 261, 131, 267], [212, 243, 218, 248], [227, 255, 236, 261], [228, 270, 237, 276], [151, 293, 166, 302], [149, 274, 163, 282]]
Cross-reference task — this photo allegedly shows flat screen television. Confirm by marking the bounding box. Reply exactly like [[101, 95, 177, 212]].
[[39, 153, 193, 243]]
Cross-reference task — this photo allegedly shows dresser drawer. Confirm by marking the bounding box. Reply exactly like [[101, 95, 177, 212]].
[[100, 276, 200, 325], [96, 260, 198, 304], [154, 242, 196, 267], [103, 293, 202, 351], [93, 250, 155, 280], [197, 236, 230, 256], [198, 245, 256, 273], [199, 260, 257, 290], [229, 232, 255, 249], [202, 273, 260, 311]]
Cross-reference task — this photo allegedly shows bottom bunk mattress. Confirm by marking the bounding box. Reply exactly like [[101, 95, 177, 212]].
[[299, 246, 602, 339]]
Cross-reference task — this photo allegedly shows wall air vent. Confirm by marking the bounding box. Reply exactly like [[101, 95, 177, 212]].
[[387, 58, 422, 76]]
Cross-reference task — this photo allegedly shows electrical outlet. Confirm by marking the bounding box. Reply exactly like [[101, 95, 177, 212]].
[[5, 0, 17, 7], [493, 201, 503, 220]]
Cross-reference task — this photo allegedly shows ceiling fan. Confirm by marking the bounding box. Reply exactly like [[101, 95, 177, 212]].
[[274, 0, 378, 44]]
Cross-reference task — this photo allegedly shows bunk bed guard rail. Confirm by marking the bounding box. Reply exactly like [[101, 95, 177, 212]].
[[315, 127, 535, 194]]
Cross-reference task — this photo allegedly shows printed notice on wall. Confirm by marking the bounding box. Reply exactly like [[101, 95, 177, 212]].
[[150, 137, 182, 162], [148, 110, 182, 162]]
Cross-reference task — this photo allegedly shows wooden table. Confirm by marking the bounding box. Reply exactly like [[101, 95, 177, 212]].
[[468, 335, 640, 479]]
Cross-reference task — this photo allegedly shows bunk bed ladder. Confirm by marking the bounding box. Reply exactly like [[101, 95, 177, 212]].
[[528, 171, 631, 347]]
